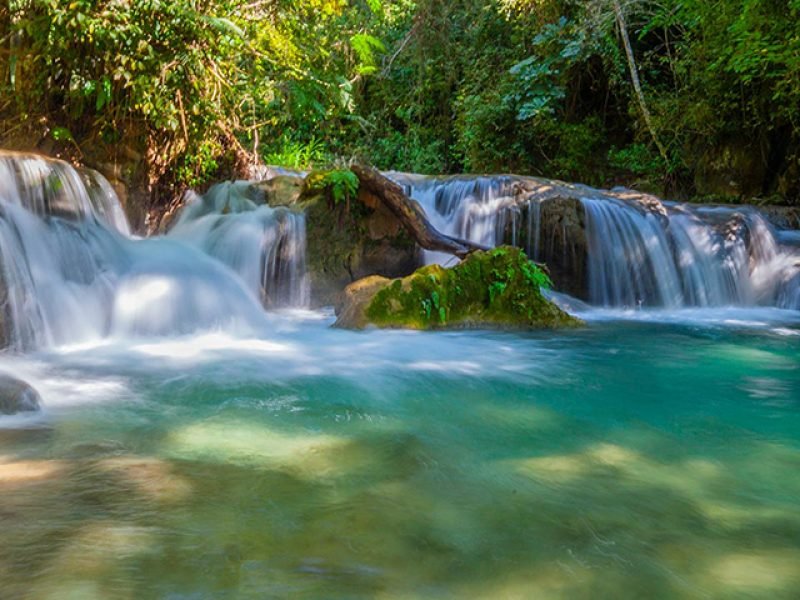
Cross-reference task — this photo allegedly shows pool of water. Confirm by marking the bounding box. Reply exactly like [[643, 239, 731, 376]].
[[1, 310, 799, 599]]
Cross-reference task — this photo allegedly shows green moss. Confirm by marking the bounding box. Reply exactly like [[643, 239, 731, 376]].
[[363, 246, 581, 330]]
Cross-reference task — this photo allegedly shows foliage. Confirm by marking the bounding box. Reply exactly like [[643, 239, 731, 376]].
[[608, 143, 663, 178], [263, 138, 329, 170], [507, 16, 580, 121], [1, 0, 384, 191], [353, 0, 800, 201], [2, 0, 800, 204], [323, 169, 360, 205], [304, 168, 359, 206]]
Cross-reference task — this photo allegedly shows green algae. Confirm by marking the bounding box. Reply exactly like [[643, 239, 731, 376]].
[[363, 246, 582, 330]]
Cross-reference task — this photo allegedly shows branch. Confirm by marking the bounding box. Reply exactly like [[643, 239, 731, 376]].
[[351, 165, 490, 259], [613, 0, 669, 164]]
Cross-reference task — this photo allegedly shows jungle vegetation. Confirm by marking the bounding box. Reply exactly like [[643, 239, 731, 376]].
[[1, 0, 799, 203]]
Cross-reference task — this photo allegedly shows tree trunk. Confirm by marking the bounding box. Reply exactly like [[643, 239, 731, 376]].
[[613, 0, 669, 164], [350, 164, 490, 259]]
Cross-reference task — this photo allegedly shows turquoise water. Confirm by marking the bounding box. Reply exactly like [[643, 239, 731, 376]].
[[1, 310, 799, 599]]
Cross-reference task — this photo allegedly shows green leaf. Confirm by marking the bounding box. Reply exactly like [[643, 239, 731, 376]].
[[96, 77, 112, 111], [202, 15, 245, 39], [366, 0, 383, 15], [50, 127, 74, 142]]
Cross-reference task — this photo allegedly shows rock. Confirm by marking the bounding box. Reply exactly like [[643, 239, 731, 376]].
[[758, 206, 800, 230], [290, 170, 420, 307], [333, 275, 392, 330], [334, 246, 582, 330], [252, 175, 304, 207], [537, 195, 588, 300], [0, 375, 42, 415], [501, 182, 589, 300], [304, 194, 418, 306], [694, 140, 767, 199]]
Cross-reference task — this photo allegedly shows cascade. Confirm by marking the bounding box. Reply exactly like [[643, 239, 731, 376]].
[[398, 173, 800, 310], [168, 181, 309, 308], [0, 153, 796, 351], [581, 199, 800, 309], [389, 173, 521, 264], [0, 154, 308, 351]]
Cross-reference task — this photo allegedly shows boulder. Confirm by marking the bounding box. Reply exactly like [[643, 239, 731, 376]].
[[333, 275, 392, 330], [334, 246, 582, 330], [501, 181, 589, 300], [0, 374, 42, 415], [252, 175, 304, 207], [294, 174, 419, 307]]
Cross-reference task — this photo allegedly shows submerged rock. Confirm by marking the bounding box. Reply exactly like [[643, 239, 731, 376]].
[[0, 374, 42, 415], [334, 246, 582, 330]]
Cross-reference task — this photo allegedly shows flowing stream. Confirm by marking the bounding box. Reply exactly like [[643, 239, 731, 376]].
[[1, 157, 799, 599]]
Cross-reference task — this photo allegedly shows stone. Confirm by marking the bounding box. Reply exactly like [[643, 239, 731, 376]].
[[334, 246, 582, 330], [302, 189, 418, 307], [252, 175, 304, 207], [0, 374, 42, 415]]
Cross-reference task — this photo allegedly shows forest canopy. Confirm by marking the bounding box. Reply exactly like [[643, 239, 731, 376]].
[[1, 0, 799, 203]]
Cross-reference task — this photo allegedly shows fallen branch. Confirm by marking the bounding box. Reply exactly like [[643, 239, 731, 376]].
[[350, 164, 490, 259]]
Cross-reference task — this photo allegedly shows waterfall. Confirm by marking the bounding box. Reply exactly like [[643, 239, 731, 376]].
[[0, 154, 133, 349], [581, 199, 800, 309], [582, 197, 683, 307], [167, 182, 310, 308], [389, 173, 520, 264], [0, 153, 309, 351], [398, 172, 800, 311]]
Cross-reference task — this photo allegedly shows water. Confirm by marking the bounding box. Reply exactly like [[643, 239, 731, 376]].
[[0, 155, 307, 350], [1, 311, 799, 598], [1, 158, 800, 597], [582, 199, 800, 309], [389, 173, 521, 265], [396, 173, 800, 310], [168, 182, 309, 308]]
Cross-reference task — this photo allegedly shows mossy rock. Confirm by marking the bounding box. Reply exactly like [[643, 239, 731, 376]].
[[334, 246, 582, 330], [252, 175, 304, 207], [300, 174, 418, 307]]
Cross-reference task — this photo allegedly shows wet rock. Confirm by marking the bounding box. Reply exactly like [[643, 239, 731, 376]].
[[499, 180, 590, 299], [0, 374, 42, 415], [720, 213, 750, 245], [252, 175, 304, 207], [611, 189, 670, 224], [334, 246, 581, 330], [537, 195, 588, 300], [302, 186, 418, 307]]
